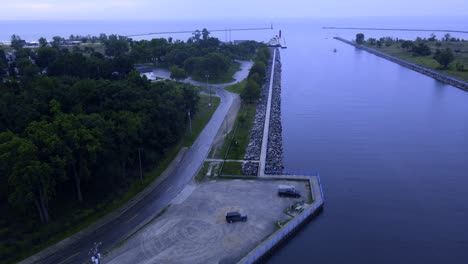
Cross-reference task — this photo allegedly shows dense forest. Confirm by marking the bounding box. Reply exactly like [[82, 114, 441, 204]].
[[0, 30, 263, 262]]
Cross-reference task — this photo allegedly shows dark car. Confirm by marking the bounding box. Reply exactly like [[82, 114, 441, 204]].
[[226, 212, 248, 223], [278, 188, 301, 198]]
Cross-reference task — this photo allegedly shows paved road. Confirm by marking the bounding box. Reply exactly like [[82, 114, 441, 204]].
[[28, 63, 252, 263]]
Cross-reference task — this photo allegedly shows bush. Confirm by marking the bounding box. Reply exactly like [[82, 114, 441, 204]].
[[169, 66, 187, 81], [412, 43, 431, 56], [433, 48, 454, 68], [241, 78, 261, 103]]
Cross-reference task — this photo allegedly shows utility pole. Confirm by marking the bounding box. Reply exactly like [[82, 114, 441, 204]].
[[137, 148, 143, 183], [225, 118, 228, 135], [188, 110, 192, 133], [205, 73, 211, 107]]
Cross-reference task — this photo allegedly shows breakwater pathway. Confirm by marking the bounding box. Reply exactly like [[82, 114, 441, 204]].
[[237, 48, 324, 264], [241, 49, 274, 175], [242, 48, 284, 176]]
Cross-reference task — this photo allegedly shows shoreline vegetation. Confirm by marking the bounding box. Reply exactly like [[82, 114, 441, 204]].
[[0, 29, 264, 263], [353, 33, 468, 83], [205, 46, 271, 178]]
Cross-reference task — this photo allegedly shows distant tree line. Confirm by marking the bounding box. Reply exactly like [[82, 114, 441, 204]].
[[356, 33, 465, 70], [0, 30, 261, 82], [130, 29, 260, 81]]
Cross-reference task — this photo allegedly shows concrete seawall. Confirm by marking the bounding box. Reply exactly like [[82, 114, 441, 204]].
[[238, 173, 324, 264], [334, 37, 468, 92]]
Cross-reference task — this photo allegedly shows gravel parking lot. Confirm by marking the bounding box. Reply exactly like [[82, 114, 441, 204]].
[[105, 179, 309, 264]]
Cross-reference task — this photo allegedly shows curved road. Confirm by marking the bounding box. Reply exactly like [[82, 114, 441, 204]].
[[27, 61, 252, 264]]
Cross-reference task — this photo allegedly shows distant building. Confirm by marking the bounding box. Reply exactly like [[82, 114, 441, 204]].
[[232, 40, 250, 45], [61, 40, 82, 46], [24, 42, 39, 49]]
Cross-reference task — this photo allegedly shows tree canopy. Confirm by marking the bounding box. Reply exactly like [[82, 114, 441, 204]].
[[356, 33, 365, 45], [433, 48, 455, 68]]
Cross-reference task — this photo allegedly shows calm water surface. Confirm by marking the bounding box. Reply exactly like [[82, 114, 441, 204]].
[[271, 18, 468, 264], [2, 17, 468, 264]]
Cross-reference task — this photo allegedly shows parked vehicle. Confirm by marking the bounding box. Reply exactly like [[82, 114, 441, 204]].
[[226, 212, 248, 223], [278, 188, 301, 198]]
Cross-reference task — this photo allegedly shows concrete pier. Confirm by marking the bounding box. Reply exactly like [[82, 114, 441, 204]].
[[238, 47, 325, 264], [258, 48, 277, 177]]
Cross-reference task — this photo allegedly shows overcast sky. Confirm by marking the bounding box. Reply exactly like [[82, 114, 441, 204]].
[[1, 0, 467, 20]]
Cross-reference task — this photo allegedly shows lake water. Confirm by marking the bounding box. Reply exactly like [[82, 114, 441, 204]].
[[2, 17, 468, 263]]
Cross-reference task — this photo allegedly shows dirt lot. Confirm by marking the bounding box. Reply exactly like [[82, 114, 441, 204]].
[[105, 179, 309, 264]]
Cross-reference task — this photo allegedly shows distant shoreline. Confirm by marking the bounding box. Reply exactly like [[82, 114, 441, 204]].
[[323, 27, 468, 34], [334, 37, 468, 91]]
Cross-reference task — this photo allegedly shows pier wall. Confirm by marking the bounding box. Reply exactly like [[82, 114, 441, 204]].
[[238, 174, 324, 264]]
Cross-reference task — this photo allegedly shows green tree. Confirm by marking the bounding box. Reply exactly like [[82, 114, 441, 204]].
[[192, 30, 201, 42], [0, 131, 55, 223], [202, 28, 210, 40], [16, 57, 39, 77], [51, 101, 102, 202], [248, 61, 266, 81], [10, 34, 25, 50], [401, 40, 414, 51], [433, 48, 455, 68], [412, 43, 431, 56], [108, 111, 142, 179], [39, 37, 48, 47], [104, 35, 129, 57], [0, 49, 7, 75], [356, 33, 365, 45], [444, 33, 451, 41], [36, 46, 58, 69], [241, 78, 261, 103], [51, 36, 63, 48], [170, 66, 187, 81]]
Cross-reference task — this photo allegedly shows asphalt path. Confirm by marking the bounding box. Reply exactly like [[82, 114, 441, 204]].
[[31, 63, 252, 263]]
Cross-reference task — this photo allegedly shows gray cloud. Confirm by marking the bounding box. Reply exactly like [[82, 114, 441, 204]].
[[1, 0, 467, 20]]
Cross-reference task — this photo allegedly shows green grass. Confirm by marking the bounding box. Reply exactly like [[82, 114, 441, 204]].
[[214, 103, 257, 160], [364, 41, 468, 82], [224, 78, 247, 94], [220, 162, 242, 176], [191, 62, 241, 84], [195, 162, 210, 182], [9, 94, 220, 264]]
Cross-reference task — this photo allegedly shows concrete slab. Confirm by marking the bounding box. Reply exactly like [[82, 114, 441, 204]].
[[105, 179, 309, 264]]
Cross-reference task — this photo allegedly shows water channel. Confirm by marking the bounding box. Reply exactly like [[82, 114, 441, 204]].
[[270, 18, 468, 264]]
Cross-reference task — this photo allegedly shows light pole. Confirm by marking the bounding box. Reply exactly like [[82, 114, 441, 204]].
[[137, 148, 143, 183], [188, 110, 192, 133], [205, 73, 211, 107]]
